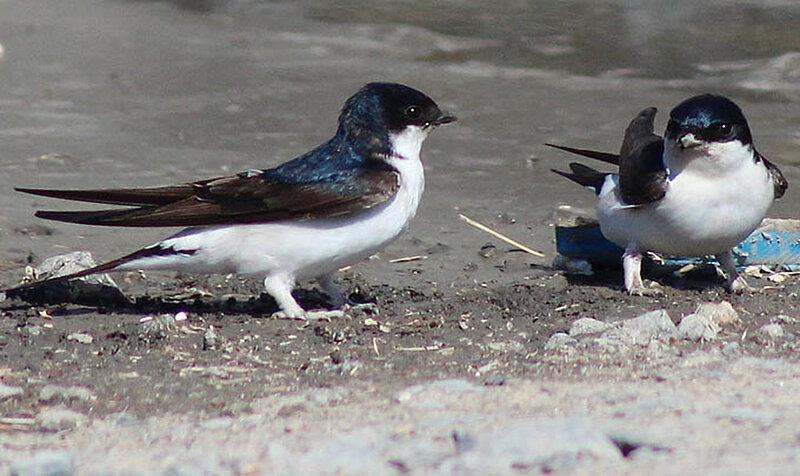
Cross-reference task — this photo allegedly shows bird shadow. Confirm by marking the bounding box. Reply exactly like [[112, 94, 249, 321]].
[[3, 282, 375, 318], [564, 262, 728, 294]]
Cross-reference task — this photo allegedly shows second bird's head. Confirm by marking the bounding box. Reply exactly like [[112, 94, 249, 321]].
[[664, 94, 754, 168]]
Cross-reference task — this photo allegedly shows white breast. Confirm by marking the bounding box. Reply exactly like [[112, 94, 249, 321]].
[[598, 143, 775, 256]]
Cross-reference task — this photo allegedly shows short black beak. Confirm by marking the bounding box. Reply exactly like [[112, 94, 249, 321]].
[[432, 110, 457, 126]]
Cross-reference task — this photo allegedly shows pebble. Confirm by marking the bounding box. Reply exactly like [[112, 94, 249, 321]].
[[615, 309, 677, 346], [677, 313, 718, 341], [721, 341, 742, 356], [487, 341, 525, 353], [544, 332, 577, 350], [66, 332, 94, 345], [694, 301, 741, 327], [203, 325, 220, 350], [448, 417, 622, 473], [0, 382, 24, 401], [396, 379, 481, 409], [756, 323, 785, 342], [569, 317, 610, 336], [10, 450, 75, 476], [37, 406, 88, 431], [478, 242, 497, 259], [39, 384, 96, 403]]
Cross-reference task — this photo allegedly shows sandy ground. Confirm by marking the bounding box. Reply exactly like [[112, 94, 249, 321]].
[[1, 0, 800, 474]]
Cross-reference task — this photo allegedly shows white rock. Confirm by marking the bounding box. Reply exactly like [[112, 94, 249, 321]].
[[39, 384, 96, 403], [569, 318, 610, 336], [67, 332, 94, 345], [694, 301, 740, 327], [544, 332, 577, 351], [37, 407, 87, 432], [0, 382, 24, 401], [756, 323, 785, 342], [677, 313, 719, 341], [615, 310, 676, 346]]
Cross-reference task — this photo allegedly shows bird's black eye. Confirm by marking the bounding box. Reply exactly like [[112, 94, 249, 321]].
[[715, 122, 732, 135], [405, 105, 422, 119]]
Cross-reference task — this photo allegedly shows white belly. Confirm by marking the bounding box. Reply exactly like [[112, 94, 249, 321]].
[[118, 159, 425, 281], [597, 161, 774, 256]]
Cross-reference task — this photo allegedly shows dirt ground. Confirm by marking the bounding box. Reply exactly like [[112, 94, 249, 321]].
[[1, 0, 800, 472], [1, 247, 799, 473]]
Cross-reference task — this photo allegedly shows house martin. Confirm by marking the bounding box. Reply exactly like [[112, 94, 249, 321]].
[[4, 82, 456, 319], [551, 94, 786, 294]]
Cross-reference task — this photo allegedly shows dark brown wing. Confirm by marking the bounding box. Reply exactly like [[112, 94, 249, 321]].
[[758, 153, 788, 199], [617, 107, 668, 206], [20, 166, 400, 227]]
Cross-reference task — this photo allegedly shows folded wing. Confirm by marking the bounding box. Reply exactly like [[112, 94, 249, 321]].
[[18, 162, 399, 227]]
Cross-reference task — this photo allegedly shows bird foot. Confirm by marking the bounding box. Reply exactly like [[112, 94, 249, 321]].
[[627, 283, 664, 297], [726, 276, 752, 294], [271, 309, 347, 322], [271, 303, 379, 322]]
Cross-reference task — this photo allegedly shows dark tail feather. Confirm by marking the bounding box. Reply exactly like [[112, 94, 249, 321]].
[[33, 208, 160, 227], [16, 185, 196, 207], [545, 143, 620, 166], [551, 162, 608, 195], [0, 245, 170, 301]]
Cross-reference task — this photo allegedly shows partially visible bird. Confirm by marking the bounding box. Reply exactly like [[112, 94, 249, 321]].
[[551, 94, 787, 294], [3, 82, 456, 319]]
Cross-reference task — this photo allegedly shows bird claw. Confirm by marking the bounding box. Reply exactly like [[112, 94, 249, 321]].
[[726, 276, 752, 294], [271, 303, 378, 322], [271, 309, 346, 322], [627, 283, 664, 297]]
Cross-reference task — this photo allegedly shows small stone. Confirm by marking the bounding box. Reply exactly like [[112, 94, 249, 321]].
[[569, 318, 609, 337], [478, 242, 497, 259], [756, 323, 785, 342], [694, 301, 740, 327], [677, 313, 718, 341], [616, 310, 676, 346], [544, 332, 577, 350], [203, 325, 219, 350], [487, 341, 525, 353], [37, 406, 87, 431], [396, 379, 480, 408], [39, 384, 95, 403], [67, 332, 93, 345], [0, 382, 24, 401], [10, 450, 75, 476], [484, 375, 506, 386]]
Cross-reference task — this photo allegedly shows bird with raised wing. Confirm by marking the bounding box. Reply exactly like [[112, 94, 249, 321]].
[[551, 94, 787, 294]]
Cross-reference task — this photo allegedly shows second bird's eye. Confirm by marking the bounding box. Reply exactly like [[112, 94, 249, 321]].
[[405, 105, 422, 119], [715, 122, 732, 135]]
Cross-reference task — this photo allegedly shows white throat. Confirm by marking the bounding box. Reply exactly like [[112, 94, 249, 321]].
[[389, 125, 429, 161], [664, 138, 755, 178]]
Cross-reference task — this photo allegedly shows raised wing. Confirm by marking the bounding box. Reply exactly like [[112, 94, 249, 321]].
[[617, 107, 668, 206], [18, 161, 400, 227]]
